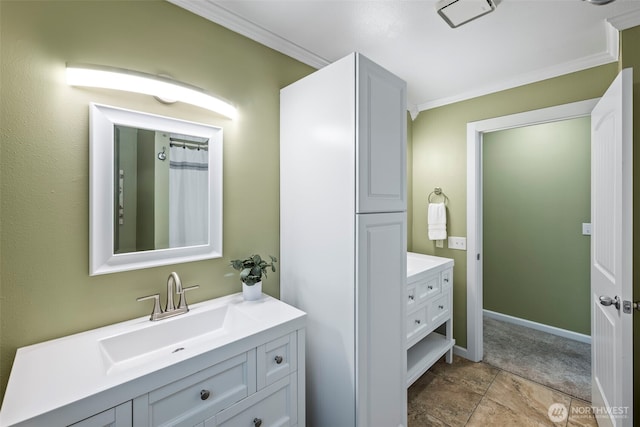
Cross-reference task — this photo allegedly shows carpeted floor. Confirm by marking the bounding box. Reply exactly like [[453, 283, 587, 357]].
[[483, 315, 591, 402]]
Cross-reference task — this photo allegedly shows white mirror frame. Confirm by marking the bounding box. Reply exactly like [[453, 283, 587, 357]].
[[89, 103, 223, 275]]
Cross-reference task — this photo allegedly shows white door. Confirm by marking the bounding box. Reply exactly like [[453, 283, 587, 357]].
[[356, 54, 407, 214], [591, 68, 633, 426], [356, 212, 407, 427]]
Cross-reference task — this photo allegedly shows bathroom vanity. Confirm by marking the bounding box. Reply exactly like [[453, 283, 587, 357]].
[[0, 294, 306, 427], [406, 252, 455, 387]]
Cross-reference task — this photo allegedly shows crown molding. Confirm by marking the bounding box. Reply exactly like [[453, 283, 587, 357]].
[[168, 0, 330, 70], [169, 1, 625, 113], [418, 22, 618, 111]]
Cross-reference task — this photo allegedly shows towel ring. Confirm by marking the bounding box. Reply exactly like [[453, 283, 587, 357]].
[[428, 187, 449, 204]]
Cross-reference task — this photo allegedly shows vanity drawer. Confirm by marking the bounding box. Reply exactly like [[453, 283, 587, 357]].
[[415, 274, 440, 302], [211, 374, 297, 427], [141, 352, 252, 426], [257, 332, 297, 390], [406, 307, 428, 342], [430, 291, 450, 327], [441, 269, 452, 289], [406, 285, 417, 310]]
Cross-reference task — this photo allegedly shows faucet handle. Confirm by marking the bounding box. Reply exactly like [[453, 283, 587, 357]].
[[137, 293, 162, 320], [177, 285, 199, 310]]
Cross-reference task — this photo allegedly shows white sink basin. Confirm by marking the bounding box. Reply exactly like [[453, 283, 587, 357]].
[[99, 303, 258, 373], [0, 293, 306, 427]]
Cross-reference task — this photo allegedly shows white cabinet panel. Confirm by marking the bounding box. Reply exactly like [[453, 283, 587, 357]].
[[68, 402, 131, 427], [134, 352, 252, 427], [257, 333, 296, 390], [356, 212, 407, 427], [357, 55, 407, 214], [212, 375, 296, 427]]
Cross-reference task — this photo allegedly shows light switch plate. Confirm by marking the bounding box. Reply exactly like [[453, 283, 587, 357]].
[[436, 239, 444, 248], [448, 236, 467, 250], [582, 223, 592, 236]]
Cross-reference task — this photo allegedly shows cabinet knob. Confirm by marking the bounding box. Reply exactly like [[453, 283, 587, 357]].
[[408, 295, 414, 300], [274, 355, 284, 364], [415, 319, 421, 325], [253, 418, 263, 427], [444, 278, 449, 283], [439, 305, 444, 310], [200, 389, 210, 400], [428, 285, 433, 290]]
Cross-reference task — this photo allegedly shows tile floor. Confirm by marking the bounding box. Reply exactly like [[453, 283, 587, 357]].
[[408, 355, 598, 427]]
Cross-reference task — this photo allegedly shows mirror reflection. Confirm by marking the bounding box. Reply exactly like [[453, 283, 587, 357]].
[[89, 103, 223, 276], [114, 127, 210, 254]]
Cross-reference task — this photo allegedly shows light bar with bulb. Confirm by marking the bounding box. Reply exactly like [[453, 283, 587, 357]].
[[66, 63, 237, 119]]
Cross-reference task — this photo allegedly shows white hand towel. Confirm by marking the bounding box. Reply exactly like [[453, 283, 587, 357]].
[[428, 202, 447, 241]]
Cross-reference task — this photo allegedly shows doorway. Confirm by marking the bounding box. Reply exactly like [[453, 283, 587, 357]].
[[481, 118, 592, 400], [464, 99, 598, 362]]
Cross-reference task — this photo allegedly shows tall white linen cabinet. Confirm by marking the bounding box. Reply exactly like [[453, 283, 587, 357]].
[[280, 52, 408, 427]]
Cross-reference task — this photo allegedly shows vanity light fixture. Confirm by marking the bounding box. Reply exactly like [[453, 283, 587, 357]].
[[66, 63, 237, 119]]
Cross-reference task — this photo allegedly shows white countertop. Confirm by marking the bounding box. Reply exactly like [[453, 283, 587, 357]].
[[407, 252, 454, 277], [0, 293, 306, 427]]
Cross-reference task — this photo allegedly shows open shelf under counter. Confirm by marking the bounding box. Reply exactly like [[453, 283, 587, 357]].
[[407, 332, 456, 387], [405, 252, 454, 388]]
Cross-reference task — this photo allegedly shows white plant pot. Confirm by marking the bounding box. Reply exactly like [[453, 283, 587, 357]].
[[242, 281, 262, 301]]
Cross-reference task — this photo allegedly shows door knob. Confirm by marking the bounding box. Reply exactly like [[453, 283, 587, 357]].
[[599, 295, 620, 310]]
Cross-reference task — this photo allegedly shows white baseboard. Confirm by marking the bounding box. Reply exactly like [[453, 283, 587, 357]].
[[483, 309, 591, 344], [453, 345, 473, 360]]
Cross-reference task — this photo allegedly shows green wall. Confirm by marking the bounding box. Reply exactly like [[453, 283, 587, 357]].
[[0, 0, 313, 398], [411, 63, 618, 348], [482, 118, 591, 335]]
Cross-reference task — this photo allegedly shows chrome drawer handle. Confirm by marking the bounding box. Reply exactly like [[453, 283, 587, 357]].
[[275, 355, 283, 364], [415, 319, 421, 324], [253, 418, 263, 427], [200, 389, 210, 400]]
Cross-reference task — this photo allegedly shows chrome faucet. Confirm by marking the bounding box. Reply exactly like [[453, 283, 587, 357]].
[[137, 272, 199, 321]]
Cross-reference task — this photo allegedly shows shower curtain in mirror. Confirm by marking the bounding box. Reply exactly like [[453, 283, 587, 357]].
[[169, 146, 208, 248]]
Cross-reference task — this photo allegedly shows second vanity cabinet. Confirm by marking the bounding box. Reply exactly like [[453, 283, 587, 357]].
[[406, 252, 455, 387], [0, 294, 305, 427]]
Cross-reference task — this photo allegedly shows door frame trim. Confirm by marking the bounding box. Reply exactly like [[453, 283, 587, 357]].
[[465, 98, 599, 362]]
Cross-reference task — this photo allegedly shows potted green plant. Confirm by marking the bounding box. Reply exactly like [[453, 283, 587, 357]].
[[230, 254, 277, 301]]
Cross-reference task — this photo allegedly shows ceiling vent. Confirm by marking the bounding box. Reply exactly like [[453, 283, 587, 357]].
[[436, 0, 496, 28]]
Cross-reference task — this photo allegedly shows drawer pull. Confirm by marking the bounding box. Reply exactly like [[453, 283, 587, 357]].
[[274, 355, 284, 364], [444, 277, 449, 283], [439, 305, 444, 310], [408, 295, 414, 300], [428, 285, 433, 290], [253, 418, 263, 427], [415, 319, 421, 325], [200, 389, 210, 401]]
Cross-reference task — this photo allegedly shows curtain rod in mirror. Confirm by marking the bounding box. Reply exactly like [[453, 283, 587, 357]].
[[66, 63, 237, 119]]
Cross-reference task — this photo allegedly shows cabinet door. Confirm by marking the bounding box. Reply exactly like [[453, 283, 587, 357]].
[[356, 54, 407, 213], [68, 402, 132, 427], [356, 212, 407, 427]]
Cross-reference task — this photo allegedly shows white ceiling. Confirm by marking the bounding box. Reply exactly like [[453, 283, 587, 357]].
[[170, 0, 640, 114]]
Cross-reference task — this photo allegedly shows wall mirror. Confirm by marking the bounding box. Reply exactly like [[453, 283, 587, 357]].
[[90, 103, 223, 275]]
